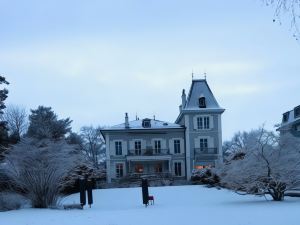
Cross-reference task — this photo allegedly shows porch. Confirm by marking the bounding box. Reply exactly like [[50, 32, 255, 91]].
[[127, 160, 171, 175]]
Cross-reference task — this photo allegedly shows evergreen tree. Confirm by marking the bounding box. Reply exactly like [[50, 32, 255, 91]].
[[0, 76, 9, 157], [27, 106, 72, 140]]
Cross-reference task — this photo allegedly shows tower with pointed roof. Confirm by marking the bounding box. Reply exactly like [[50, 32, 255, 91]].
[[176, 79, 225, 180]]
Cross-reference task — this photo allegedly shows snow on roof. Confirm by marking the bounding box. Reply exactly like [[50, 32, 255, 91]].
[[184, 79, 222, 110], [279, 106, 300, 129], [103, 118, 183, 131]]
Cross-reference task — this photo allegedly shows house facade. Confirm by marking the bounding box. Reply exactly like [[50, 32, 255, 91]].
[[101, 79, 225, 183], [277, 105, 300, 137]]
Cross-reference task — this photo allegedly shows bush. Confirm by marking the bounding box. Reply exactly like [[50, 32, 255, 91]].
[[3, 138, 83, 208], [191, 168, 220, 186], [0, 192, 27, 211]]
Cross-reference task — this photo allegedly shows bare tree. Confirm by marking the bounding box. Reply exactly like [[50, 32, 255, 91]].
[[2, 138, 82, 208], [223, 130, 260, 161], [219, 128, 300, 201], [3, 104, 28, 141], [80, 126, 105, 168], [263, 0, 300, 39]]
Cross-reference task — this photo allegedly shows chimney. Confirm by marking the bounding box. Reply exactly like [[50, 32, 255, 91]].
[[125, 113, 129, 128], [181, 89, 186, 108]]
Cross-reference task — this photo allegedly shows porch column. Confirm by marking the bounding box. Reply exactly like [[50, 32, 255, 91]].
[[168, 160, 172, 174]]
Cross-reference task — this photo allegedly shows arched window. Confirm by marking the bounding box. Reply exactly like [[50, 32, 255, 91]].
[[199, 97, 206, 108]]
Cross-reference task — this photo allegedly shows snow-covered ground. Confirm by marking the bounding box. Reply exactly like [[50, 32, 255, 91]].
[[1, 185, 299, 225]]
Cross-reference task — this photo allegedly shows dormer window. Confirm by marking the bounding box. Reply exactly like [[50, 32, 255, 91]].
[[282, 112, 290, 123], [199, 97, 206, 108], [294, 106, 300, 118], [142, 119, 151, 128]]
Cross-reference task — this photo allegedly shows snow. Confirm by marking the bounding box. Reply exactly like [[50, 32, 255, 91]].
[[1, 185, 300, 225], [104, 119, 183, 130]]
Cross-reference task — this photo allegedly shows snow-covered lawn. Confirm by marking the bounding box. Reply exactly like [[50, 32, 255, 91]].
[[1, 185, 299, 225]]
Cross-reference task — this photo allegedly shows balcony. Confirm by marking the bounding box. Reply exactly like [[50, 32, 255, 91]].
[[128, 148, 170, 156], [126, 148, 171, 161], [194, 148, 218, 161], [194, 148, 218, 154]]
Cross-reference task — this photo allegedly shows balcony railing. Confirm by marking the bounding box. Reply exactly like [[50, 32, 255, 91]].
[[128, 148, 170, 156], [194, 148, 218, 154]]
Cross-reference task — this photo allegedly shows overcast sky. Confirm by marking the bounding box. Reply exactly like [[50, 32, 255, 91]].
[[1, 0, 300, 141]]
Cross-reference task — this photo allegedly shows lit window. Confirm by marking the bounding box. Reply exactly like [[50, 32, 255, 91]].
[[155, 163, 162, 173], [194, 165, 212, 170], [174, 139, 181, 154], [135, 164, 144, 173], [115, 141, 122, 155], [116, 163, 124, 178]]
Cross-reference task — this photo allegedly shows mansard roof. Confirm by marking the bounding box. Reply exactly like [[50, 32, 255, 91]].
[[277, 105, 300, 131], [176, 79, 224, 123], [184, 79, 222, 110], [101, 118, 184, 133]]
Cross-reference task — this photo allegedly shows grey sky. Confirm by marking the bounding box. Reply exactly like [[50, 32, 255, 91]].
[[1, 0, 300, 141]]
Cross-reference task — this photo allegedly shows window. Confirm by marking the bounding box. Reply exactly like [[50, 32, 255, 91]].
[[295, 106, 300, 118], [115, 141, 122, 155], [116, 163, 123, 178], [197, 116, 210, 129], [199, 97, 206, 108], [135, 141, 142, 155], [194, 165, 212, 170], [283, 112, 290, 123], [200, 138, 208, 151], [154, 140, 161, 154], [174, 139, 181, 154], [155, 163, 162, 173], [174, 162, 182, 176], [135, 164, 144, 173], [197, 117, 203, 129], [296, 125, 300, 132], [142, 119, 151, 128]]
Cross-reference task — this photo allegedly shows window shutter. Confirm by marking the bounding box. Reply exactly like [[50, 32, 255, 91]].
[[122, 141, 127, 155], [129, 141, 134, 151], [161, 139, 166, 149], [110, 141, 115, 155], [142, 140, 146, 150], [194, 138, 200, 148], [169, 139, 174, 154], [209, 115, 214, 129], [193, 116, 197, 130], [180, 138, 184, 153]]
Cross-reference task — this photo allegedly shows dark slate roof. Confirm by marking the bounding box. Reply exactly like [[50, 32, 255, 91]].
[[184, 79, 222, 110]]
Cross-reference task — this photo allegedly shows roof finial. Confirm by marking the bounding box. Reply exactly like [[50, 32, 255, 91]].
[[204, 71, 207, 80], [192, 70, 194, 80]]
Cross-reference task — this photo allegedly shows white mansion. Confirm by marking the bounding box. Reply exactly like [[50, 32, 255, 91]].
[[101, 79, 225, 183]]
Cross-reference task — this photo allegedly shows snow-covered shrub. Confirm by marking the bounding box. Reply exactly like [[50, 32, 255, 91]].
[[191, 168, 220, 186], [0, 192, 27, 211], [3, 138, 83, 208], [219, 129, 300, 201]]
